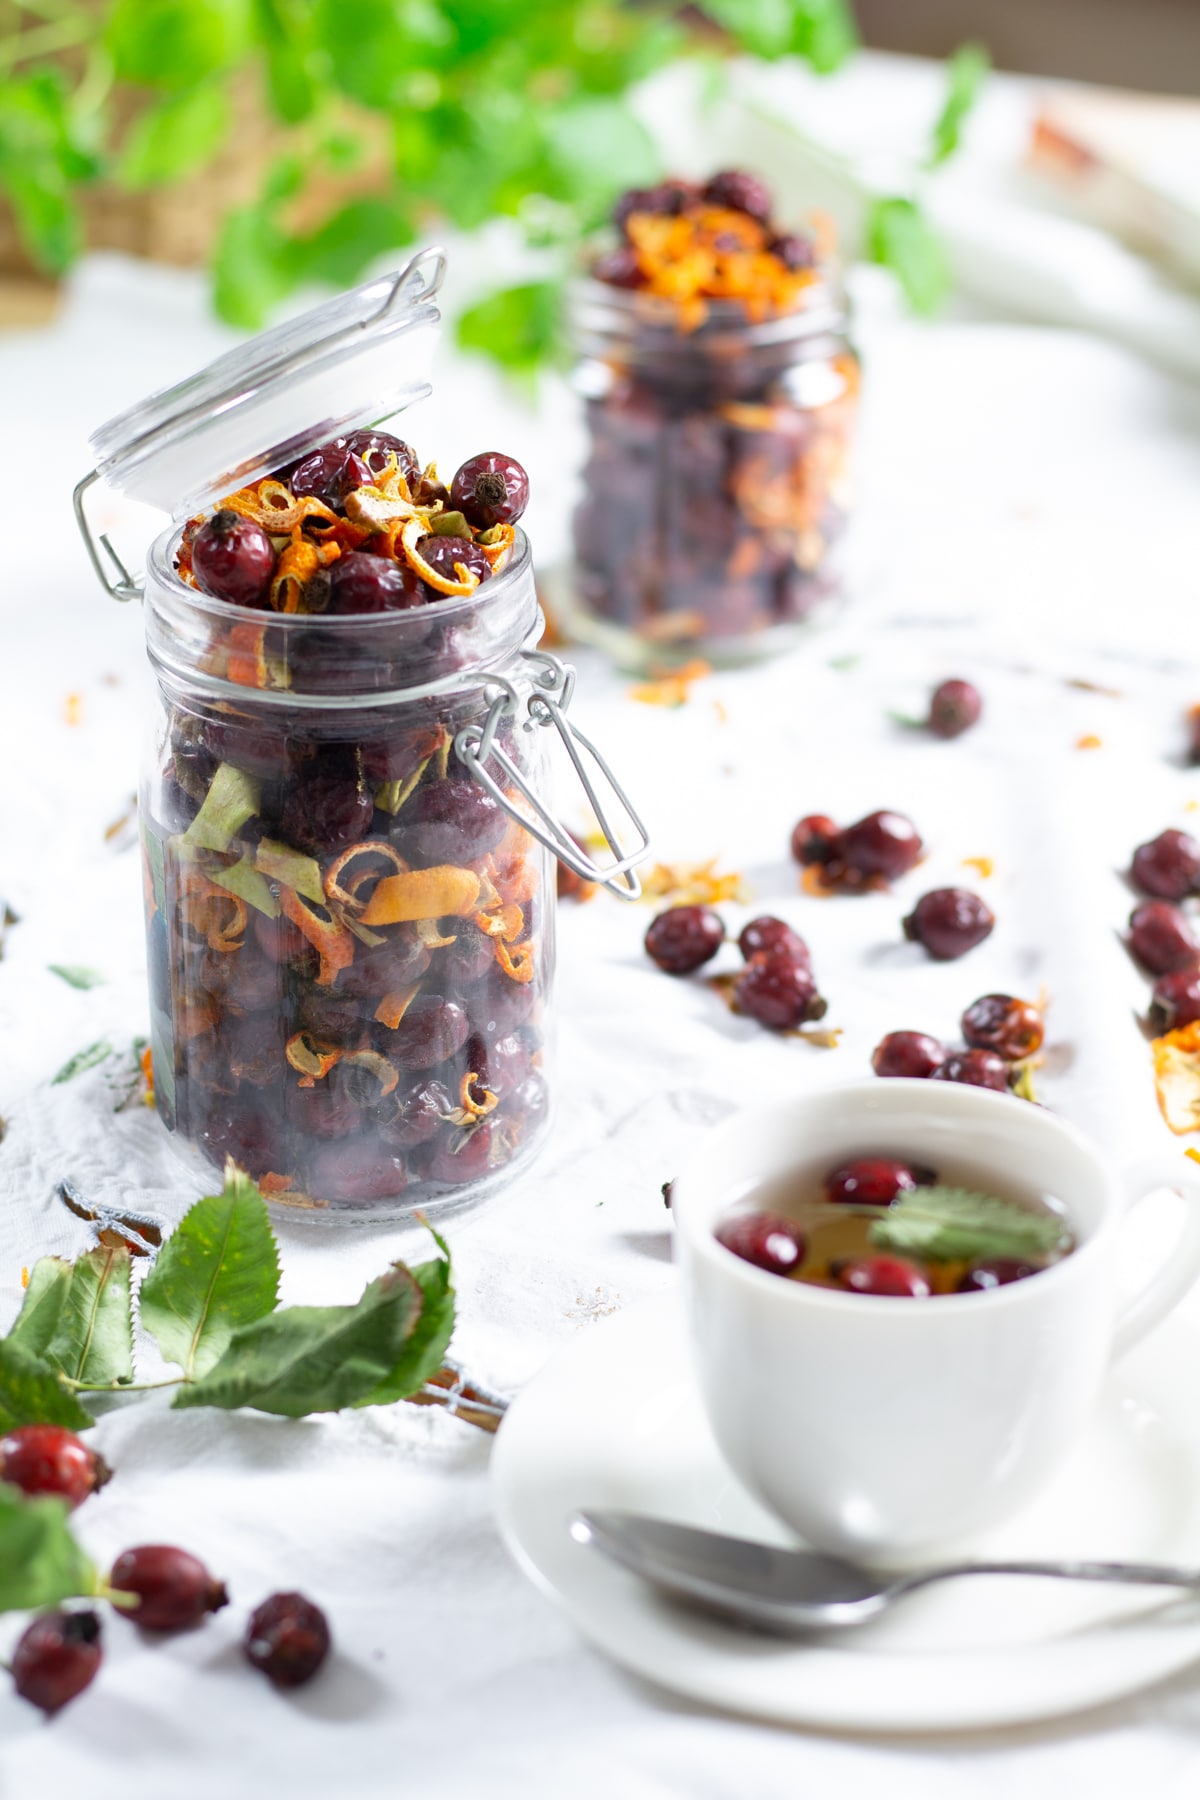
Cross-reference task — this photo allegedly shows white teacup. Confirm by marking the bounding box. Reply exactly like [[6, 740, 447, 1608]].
[[671, 1079, 1200, 1566]]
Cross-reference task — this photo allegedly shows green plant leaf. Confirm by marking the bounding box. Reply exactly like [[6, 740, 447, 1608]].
[[105, 0, 254, 89], [48, 965, 106, 990], [927, 42, 989, 168], [291, 195, 415, 289], [173, 1264, 423, 1416], [702, 0, 796, 58], [0, 1483, 95, 1614], [354, 1251, 455, 1407], [212, 200, 299, 328], [543, 96, 658, 209], [456, 281, 560, 379], [119, 85, 231, 188], [870, 1186, 1070, 1264], [0, 71, 94, 275], [0, 1340, 92, 1434], [52, 1040, 113, 1084], [790, 0, 858, 72], [866, 195, 949, 315], [44, 1245, 133, 1388], [8, 1259, 73, 1360], [140, 1162, 280, 1380]]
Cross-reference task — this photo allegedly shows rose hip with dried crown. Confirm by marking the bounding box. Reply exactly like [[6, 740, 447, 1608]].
[[825, 1159, 931, 1207], [871, 1030, 946, 1079], [244, 1592, 331, 1687], [0, 1425, 110, 1510], [715, 1210, 805, 1276], [903, 888, 995, 959], [1128, 901, 1200, 975], [644, 905, 725, 974], [1131, 829, 1200, 901], [110, 1545, 229, 1632], [838, 1255, 931, 1298], [1150, 969, 1200, 1032], [960, 993, 1044, 1061], [737, 916, 810, 966], [840, 811, 924, 881], [790, 813, 842, 866], [734, 952, 826, 1030], [451, 452, 530, 529], [930, 1048, 1009, 1091], [12, 1610, 102, 1715], [928, 678, 982, 739], [191, 509, 275, 609]]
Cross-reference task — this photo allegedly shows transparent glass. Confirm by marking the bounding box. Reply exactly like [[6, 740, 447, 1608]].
[[140, 527, 554, 1224], [566, 277, 860, 667]]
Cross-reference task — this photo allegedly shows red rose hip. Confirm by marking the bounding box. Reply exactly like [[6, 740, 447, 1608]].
[[1128, 901, 1200, 975], [871, 1030, 946, 1079], [903, 888, 995, 959], [838, 1255, 931, 1298], [1131, 829, 1200, 901], [790, 813, 841, 866], [244, 1591, 331, 1687], [715, 1210, 805, 1276], [960, 993, 1044, 1061], [928, 679, 982, 739], [450, 452, 529, 528], [110, 1545, 229, 1631], [1150, 969, 1200, 1032], [735, 952, 826, 1029], [840, 810, 923, 881], [12, 1610, 102, 1715], [958, 1259, 1040, 1292], [0, 1425, 110, 1510], [737, 915, 810, 966], [824, 1159, 930, 1207], [190, 509, 275, 609], [644, 905, 725, 974], [930, 1048, 1010, 1091]]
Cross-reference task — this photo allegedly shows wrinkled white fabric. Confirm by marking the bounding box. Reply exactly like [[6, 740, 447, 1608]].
[[2, 228, 1200, 1800]]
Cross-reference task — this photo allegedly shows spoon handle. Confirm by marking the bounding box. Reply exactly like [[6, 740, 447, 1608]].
[[891, 1560, 1200, 1599]]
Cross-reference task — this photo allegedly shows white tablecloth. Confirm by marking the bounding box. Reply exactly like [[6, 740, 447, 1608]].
[[3, 219, 1200, 1798]]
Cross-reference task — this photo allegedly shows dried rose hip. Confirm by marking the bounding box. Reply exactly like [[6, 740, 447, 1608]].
[[737, 916, 810, 966], [769, 232, 815, 270], [840, 811, 924, 881], [1131, 829, 1200, 901], [703, 169, 772, 223], [289, 443, 371, 508], [191, 510, 275, 609], [110, 1545, 229, 1632], [903, 888, 994, 960], [12, 1611, 102, 1715], [958, 1259, 1040, 1292], [928, 678, 982, 739], [960, 994, 1044, 1061], [1150, 969, 1200, 1032], [871, 1030, 946, 1079], [825, 1159, 930, 1206], [930, 1049, 1009, 1091], [327, 551, 425, 615], [837, 1255, 931, 1298], [416, 534, 491, 587], [1128, 901, 1200, 974], [644, 905, 725, 974], [715, 1210, 804, 1275], [734, 953, 826, 1029], [451, 452, 530, 529], [790, 813, 842, 866], [245, 1592, 331, 1687], [0, 1425, 110, 1510], [342, 429, 419, 488], [592, 245, 644, 288]]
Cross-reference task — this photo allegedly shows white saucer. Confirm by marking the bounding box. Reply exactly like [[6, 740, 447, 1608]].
[[492, 1293, 1200, 1733]]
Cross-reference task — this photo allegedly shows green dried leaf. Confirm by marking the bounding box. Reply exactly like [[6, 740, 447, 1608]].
[[870, 1186, 1068, 1264], [183, 763, 260, 853], [44, 1245, 134, 1388], [173, 1263, 423, 1416], [208, 853, 281, 918], [140, 1162, 280, 1380], [927, 42, 989, 168], [52, 1040, 113, 1085], [119, 84, 231, 188], [0, 1340, 92, 1435], [254, 839, 323, 904], [866, 195, 950, 316], [427, 510, 473, 539], [354, 1248, 455, 1408], [8, 1258, 73, 1360], [48, 965, 107, 991], [0, 1484, 95, 1615]]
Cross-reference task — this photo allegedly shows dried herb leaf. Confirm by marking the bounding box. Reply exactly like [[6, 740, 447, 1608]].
[[208, 853, 281, 918], [183, 763, 260, 852], [48, 965, 107, 990], [870, 1186, 1066, 1263], [52, 1040, 113, 1084]]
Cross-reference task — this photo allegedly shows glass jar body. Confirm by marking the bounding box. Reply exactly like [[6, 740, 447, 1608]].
[[567, 281, 859, 667], [140, 529, 554, 1223]]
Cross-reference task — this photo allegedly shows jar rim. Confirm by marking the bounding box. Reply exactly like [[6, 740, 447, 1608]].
[[567, 269, 848, 347]]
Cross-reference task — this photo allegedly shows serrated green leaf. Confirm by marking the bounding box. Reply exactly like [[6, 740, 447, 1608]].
[[119, 85, 231, 188], [140, 1162, 280, 1380], [48, 965, 107, 991], [0, 1340, 92, 1435], [173, 1264, 423, 1416], [8, 1259, 73, 1359], [52, 1040, 113, 1085], [354, 1253, 455, 1407], [870, 1186, 1069, 1264], [183, 763, 260, 853], [866, 195, 949, 315], [105, 0, 254, 89], [0, 1484, 95, 1614], [927, 42, 989, 168], [44, 1245, 133, 1388]]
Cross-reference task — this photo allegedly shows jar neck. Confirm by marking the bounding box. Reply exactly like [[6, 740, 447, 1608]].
[[142, 524, 540, 710]]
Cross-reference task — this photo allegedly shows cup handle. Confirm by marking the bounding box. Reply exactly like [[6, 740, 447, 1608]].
[[1112, 1155, 1200, 1362]]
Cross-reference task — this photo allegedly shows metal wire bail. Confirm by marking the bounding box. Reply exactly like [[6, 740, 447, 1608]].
[[456, 650, 650, 901], [73, 468, 142, 602]]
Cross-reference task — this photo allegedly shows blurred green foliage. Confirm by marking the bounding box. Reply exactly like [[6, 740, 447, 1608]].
[[0, 0, 985, 359]]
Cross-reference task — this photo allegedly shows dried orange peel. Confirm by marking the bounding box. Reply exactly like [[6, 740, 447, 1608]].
[[325, 841, 409, 914], [277, 885, 355, 987], [1153, 1022, 1200, 1133], [286, 1032, 341, 1083], [374, 983, 422, 1030], [362, 866, 481, 925], [620, 204, 820, 329], [221, 480, 338, 533]]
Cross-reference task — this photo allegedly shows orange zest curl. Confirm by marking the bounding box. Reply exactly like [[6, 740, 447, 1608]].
[[325, 841, 410, 914], [221, 480, 339, 533], [286, 1032, 342, 1085], [621, 204, 820, 330], [179, 868, 246, 951], [361, 866, 482, 926], [277, 885, 355, 987], [399, 517, 479, 596], [225, 621, 269, 689], [374, 983, 422, 1030], [270, 526, 340, 614], [495, 938, 535, 983], [340, 1049, 400, 1098], [473, 901, 524, 941]]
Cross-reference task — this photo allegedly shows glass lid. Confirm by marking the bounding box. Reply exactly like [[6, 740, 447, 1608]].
[[86, 247, 446, 520]]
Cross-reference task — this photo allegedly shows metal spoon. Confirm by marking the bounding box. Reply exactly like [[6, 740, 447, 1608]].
[[569, 1510, 1200, 1634]]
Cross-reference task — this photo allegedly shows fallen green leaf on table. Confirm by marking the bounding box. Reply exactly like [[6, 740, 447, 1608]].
[[870, 1186, 1067, 1263], [48, 966, 107, 990], [52, 1040, 113, 1084]]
